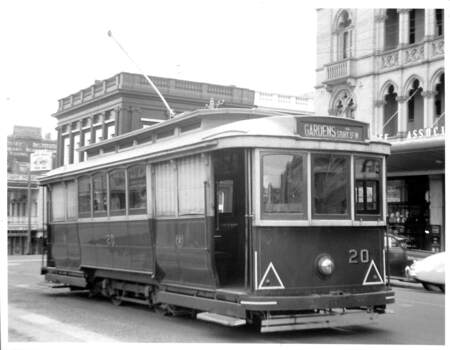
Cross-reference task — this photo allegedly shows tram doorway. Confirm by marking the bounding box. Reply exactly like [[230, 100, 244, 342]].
[[212, 149, 246, 288]]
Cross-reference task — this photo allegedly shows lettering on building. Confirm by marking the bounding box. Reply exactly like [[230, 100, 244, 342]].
[[376, 126, 445, 141], [406, 126, 445, 139]]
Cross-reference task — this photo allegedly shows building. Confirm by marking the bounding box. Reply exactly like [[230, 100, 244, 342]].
[[7, 126, 57, 254], [254, 90, 314, 114], [53, 72, 255, 167], [315, 9, 445, 251]]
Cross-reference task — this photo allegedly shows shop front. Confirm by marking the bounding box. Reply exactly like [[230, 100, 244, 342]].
[[386, 132, 445, 252]]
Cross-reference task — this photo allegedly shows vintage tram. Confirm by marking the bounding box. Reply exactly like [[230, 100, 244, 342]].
[[40, 108, 394, 332]]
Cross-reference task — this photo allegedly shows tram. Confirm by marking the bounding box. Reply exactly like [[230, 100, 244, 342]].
[[40, 108, 394, 332]]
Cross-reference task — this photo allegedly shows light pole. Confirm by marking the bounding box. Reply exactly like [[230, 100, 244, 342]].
[[26, 161, 32, 254], [27, 150, 53, 254]]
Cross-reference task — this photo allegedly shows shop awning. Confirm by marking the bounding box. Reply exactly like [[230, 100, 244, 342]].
[[387, 137, 445, 176]]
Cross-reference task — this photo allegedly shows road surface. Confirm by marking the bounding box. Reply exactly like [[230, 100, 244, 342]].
[[8, 255, 445, 345]]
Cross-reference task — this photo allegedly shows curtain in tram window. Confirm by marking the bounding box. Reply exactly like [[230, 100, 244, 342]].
[[51, 183, 65, 221], [178, 155, 205, 215], [155, 162, 177, 216], [66, 181, 77, 218]]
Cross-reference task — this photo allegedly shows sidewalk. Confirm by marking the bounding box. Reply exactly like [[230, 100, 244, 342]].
[[8, 254, 43, 262]]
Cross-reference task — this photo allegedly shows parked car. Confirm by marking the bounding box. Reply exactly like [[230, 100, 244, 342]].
[[405, 252, 445, 292], [385, 234, 414, 279]]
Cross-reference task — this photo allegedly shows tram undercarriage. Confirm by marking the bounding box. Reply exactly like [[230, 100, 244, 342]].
[[44, 266, 393, 332]]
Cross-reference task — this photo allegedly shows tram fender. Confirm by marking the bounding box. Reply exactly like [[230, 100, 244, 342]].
[[155, 290, 246, 318]]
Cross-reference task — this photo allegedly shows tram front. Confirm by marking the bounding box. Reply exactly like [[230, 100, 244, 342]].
[[241, 116, 394, 332]]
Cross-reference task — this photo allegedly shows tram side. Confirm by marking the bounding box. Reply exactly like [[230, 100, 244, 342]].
[[44, 154, 219, 291]]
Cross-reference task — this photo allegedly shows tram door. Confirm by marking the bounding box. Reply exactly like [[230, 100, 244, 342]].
[[212, 149, 246, 288]]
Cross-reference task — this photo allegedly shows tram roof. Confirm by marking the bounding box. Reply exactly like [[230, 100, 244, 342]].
[[40, 109, 390, 183]]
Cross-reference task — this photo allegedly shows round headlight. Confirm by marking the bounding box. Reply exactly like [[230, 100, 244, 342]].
[[317, 255, 335, 276]]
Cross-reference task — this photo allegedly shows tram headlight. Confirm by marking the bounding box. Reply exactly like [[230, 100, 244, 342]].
[[317, 255, 335, 276]]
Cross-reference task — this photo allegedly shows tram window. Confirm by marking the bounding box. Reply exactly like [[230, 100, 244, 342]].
[[66, 181, 77, 219], [128, 165, 147, 214], [109, 169, 126, 215], [355, 157, 381, 215], [261, 154, 306, 217], [217, 180, 233, 214], [51, 183, 65, 221], [92, 173, 107, 216], [78, 176, 91, 218], [312, 154, 349, 217]]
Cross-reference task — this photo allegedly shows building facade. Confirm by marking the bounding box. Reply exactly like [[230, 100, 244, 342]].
[[53, 72, 255, 167], [315, 9, 445, 251], [7, 126, 57, 254], [254, 90, 314, 114]]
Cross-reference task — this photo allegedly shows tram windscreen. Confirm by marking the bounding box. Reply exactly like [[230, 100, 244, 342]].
[[312, 154, 349, 216], [262, 154, 306, 217]]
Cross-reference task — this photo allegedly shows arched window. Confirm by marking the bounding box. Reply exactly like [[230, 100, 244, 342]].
[[385, 9, 399, 50], [336, 10, 353, 60], [434, 73, 445, 127], [383, 84, 398, 137], [407, 79, 424, 131], [332, 90, 356, 119]]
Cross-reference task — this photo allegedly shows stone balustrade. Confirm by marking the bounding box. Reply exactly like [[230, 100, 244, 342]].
[[325, 60, 350, 81], [378, 36, 444, 71], [57, 72, 255, 113]]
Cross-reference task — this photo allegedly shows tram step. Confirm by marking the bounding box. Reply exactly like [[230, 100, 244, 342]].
[[196, 312, 246, 327], [120, 296, 150, 305]]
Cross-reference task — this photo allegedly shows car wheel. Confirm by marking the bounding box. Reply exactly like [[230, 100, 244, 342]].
[[438, 284, 445, 293], [422, 282, 433, 291]]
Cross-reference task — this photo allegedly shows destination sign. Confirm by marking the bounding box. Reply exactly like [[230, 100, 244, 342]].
[[297, 120, 365, 141]]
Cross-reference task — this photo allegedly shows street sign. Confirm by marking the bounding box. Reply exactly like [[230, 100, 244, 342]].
[[30, 151, 53, 172]]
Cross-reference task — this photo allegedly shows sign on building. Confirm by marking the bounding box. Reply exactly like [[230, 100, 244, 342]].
[[30, 151, 53, 172]]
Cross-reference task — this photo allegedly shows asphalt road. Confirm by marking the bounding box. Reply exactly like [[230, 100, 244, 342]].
[[7, 255, 445, 345]]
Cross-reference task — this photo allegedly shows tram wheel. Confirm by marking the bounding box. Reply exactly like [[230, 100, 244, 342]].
[[87, 284, 100, 298], [110, 290, 124, 306], [154, 303, 170, 316]]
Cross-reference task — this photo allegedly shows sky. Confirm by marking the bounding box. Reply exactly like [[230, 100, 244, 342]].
[[1, 0, 321, 139], [2, 0, 444, 139]]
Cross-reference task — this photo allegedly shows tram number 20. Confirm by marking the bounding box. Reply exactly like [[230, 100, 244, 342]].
[[348, 249, 370, 264]]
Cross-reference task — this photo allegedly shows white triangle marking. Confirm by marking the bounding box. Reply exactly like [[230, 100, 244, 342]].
[[362, 259, 384, 285], [258, 262, 285, 290]]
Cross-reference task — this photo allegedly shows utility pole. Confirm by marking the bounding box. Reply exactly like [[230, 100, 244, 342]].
[[26, 158, 32, 254], [27, 150, 53, 255]]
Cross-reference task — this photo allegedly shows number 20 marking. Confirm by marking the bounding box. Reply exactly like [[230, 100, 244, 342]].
[[348, 249, 369, 264]]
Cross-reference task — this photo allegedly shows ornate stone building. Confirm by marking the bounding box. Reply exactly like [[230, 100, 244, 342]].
[[315, 9, 445, 251], [7, 126, 57, 254]]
